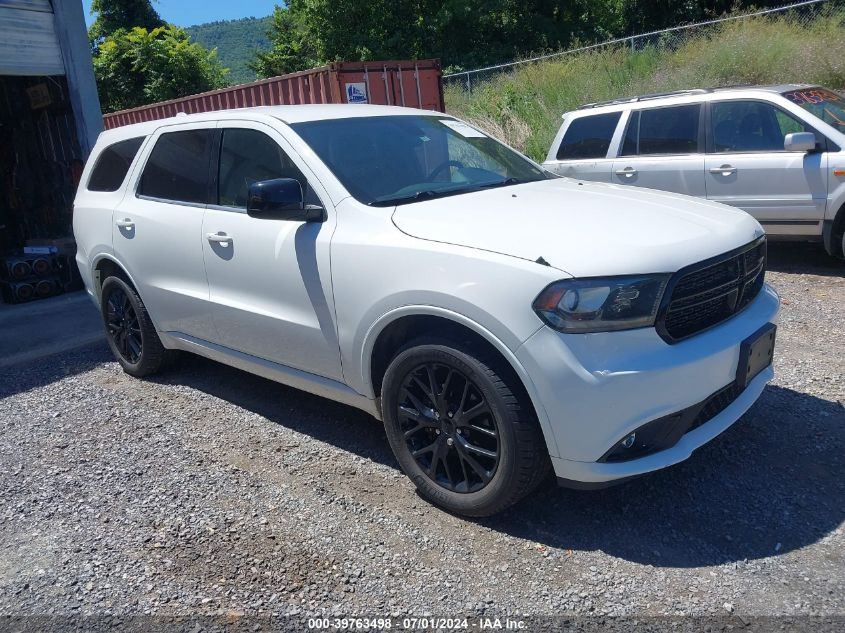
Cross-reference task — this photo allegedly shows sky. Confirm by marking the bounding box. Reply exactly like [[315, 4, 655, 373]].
[[81, 0, 278, 28]]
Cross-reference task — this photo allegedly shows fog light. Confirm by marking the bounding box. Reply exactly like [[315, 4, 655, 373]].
[[621, 433, 636, 449]]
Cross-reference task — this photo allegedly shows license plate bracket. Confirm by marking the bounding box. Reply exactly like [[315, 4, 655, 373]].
[[736, 323, 776, 389]]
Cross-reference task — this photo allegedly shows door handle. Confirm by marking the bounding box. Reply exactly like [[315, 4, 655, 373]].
[[709, 165, 737, 176], [115, 218, 134, 228], [615, 167, 637, 177], [206, 232, 232, 244]]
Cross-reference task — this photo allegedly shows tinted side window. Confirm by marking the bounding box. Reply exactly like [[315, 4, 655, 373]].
[[637, 104, 701, 155], [138, 129, 213, 204], [218, 129, 306, 208], [556, 112, 621, 160], [87, 137, 144, 192], [711, 101, 811, 153]]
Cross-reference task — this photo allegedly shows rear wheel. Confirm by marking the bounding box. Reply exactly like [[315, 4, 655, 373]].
[[382, 338, 550, 517], [101, 276, 174, 377]]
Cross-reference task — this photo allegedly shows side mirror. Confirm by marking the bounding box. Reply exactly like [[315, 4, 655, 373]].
[[247, 178, 325, 222], [784, 132, 817, 153]]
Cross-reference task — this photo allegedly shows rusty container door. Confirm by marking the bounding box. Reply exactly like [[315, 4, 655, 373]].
[[330, 60, 444, 111]]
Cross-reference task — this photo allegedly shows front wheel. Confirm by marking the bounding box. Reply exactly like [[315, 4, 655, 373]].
[[381, 338, 550, 517], [101, 276, 174, 377]]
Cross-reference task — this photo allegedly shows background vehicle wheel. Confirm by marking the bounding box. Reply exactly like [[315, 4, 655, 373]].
[[381, 337, 550, 517], [100, 276, 175, 377]]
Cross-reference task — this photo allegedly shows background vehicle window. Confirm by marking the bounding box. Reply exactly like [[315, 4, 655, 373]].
[[218, 129, 308, 208], [138, 129, 213, 204], [87, 137, 144, 192], [775, 111, 805, 136], [711, 101, 810, 153], [637, 104, 700, 155], [556, 112, 621, 160], [782, 87, 845, 134]]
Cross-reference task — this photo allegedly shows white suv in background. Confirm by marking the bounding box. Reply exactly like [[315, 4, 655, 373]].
[[543, 85, 845, 257], [74, 105, 779, 516]]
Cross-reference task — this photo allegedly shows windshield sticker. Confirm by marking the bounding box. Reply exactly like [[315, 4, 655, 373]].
[[440, 119, 487, 138], [783, 88, 843, 106]]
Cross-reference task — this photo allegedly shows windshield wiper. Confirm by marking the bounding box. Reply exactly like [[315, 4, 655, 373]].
[[476, 177, 523, 189], [370, 189, 460, 207], [369, 178, 530, 207]]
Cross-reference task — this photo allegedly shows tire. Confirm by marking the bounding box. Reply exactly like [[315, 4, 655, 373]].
[[381, 337, 551, 517], [100, 276, 175, 377]]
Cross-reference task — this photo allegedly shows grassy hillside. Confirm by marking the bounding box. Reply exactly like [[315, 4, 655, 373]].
[[446, 11, 845, 162], [186, 16, 271, 86]]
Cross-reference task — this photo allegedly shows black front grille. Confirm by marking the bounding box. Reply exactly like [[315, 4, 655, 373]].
[[658, 238, 766, 343]]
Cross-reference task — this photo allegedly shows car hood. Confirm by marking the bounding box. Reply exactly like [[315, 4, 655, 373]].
[[391, 178, 764, 277]]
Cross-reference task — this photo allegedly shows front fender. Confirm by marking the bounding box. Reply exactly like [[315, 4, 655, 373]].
[[358, 305, 560, 458], [826, 169, 845, 223]]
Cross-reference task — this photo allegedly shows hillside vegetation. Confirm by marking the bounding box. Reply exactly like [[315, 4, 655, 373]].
[[445, 11, 845, 162], [186, 17, 271, 85], [249, 0, 788, 77]]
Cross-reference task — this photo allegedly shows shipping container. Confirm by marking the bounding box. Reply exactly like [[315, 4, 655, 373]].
[[102, 59, 444, 129]]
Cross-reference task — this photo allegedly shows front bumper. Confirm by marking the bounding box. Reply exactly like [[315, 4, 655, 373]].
[[516, 283, 779, 484]]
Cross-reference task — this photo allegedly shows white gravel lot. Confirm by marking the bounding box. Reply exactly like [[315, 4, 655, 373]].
[[0, 242, 842, 628]]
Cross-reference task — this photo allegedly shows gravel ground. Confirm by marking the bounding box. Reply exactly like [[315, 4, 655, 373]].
[[0, 243, 843, 625]]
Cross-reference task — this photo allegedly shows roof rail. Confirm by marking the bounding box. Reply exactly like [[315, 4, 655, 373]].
[[578, 88, 711, 110]]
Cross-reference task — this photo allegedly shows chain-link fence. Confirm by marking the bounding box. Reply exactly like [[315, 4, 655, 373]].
[[444, 0, 834, 91]]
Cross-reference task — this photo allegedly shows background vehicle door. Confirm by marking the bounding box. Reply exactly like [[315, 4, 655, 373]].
[[544, 111, 621, 182], [201, 122, 342, 381], [704, 99, 827, 231], [610, 104, 706, 196], [114, 124, 216, 338]]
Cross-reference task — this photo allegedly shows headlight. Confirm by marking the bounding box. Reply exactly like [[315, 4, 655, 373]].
[[532, 275, 671, 333]]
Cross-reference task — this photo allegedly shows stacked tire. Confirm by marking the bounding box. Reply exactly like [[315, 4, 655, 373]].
[[0, 255, 64, 304]]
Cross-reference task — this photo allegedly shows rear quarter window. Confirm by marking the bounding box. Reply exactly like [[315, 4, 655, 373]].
[[556, 112, 621, 160], [87, 137, 145, 192]]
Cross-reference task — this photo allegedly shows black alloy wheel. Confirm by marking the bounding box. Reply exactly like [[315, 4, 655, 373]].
[[382, 338, 551, 517], [100, 275, 175, 377], [105, 286, 142, 364], [398, 362, 500, 493]]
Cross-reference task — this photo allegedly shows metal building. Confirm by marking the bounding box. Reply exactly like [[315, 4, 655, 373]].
[[0, 0, 102, 258]]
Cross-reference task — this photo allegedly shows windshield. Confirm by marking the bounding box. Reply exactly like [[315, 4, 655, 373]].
[[782, 87, 845, 133], [289, 115, 549, 206]]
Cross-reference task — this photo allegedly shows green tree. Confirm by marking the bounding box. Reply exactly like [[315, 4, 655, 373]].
[[89, 0, 164, 44], [93, 25, 229, 112], [250, 5, 319, 76], [251, 0, 632, 76], [619, 0, 785, 34], [251, 0, 793, 77]]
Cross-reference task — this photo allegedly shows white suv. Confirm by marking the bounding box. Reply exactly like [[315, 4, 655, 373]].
[[543, 85, 845, 257], [74, 105, 779, 516]]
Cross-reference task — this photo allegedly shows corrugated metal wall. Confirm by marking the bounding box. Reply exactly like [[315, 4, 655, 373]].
[[0, 0, 65, 77], [104, 60, 445, 129]]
